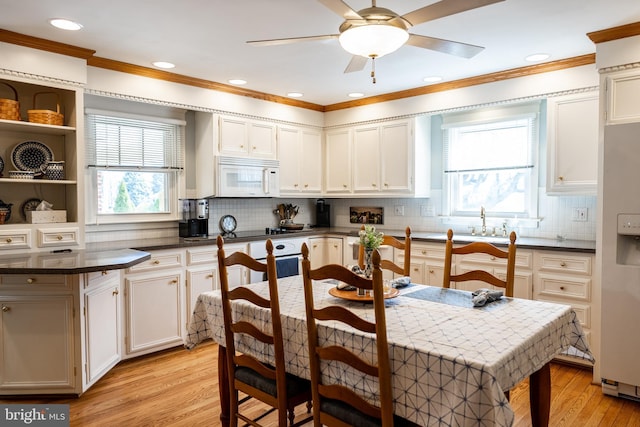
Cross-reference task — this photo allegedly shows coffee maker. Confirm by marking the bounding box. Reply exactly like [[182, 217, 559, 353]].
[[315, 199, 331, 227], [179, 198, 209, 237]]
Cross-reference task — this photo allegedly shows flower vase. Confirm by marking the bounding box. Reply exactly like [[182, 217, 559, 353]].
[[363, 248, 373, 278]]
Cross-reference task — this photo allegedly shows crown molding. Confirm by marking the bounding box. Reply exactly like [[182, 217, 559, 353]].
[[0, 29, 95, 59], [587, 21, 640, 44]]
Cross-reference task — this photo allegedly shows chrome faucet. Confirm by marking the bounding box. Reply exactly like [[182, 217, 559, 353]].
[[501, 221, 508, 237], [480, 206, 486, 236]]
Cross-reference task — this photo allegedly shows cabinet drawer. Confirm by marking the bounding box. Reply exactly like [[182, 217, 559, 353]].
[[186, 247, 217, 266], [536, 253, 592, 275], [126, 251, 184, 273], [37, 227, 80, 248], [0, 229, 31, 250], [537, 273, 591, 301], [537, 299, 590, 328], [411, 245, 445, 260], [457, 251, 533, 269], [0, 274, 70, 290], [85, 269, 119, 288]]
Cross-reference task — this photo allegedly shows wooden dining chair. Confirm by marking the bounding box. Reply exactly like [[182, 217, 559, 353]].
[[358, 225, 412, 277], [442, 228, 517, 297], [217, 236, 312, 427], [302, 243, 415, 427]]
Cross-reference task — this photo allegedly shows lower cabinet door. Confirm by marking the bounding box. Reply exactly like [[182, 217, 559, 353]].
[[125, 270, 184, 356], [0, 295, 76, 394], [84, 275, 121, 388]]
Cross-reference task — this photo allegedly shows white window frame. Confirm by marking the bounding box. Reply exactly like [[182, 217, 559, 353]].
[[442, 102, 540, 221], [84, 109, 185, 225]]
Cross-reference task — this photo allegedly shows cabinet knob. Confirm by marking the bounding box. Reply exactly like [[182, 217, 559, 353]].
[[101, 270, 108, 276], [5, 238, 12, 243], [252, 146, 256, 150], [294, 183, 299, 187], [170, 279, 178, 284], [313, 244, 318, 249], [384, 183, 389, 187], [112, 289, 119, 296], [206, 274, 214, 279], [343, 184, 347, 188], [558, 176, 564, 181], [153, 260, 160, 265], [56, 235, 63, 240], [421, 250, 427, 255], [560, 262, 566, 267], [372, 183, 377, 187], [333, 244, 338, 248], [2, 306, 10, 312], [413, 267, 419, 272], [490, 256, 496, 261], [429, 269, 434, 274], [304, 184, 309, 188], [560, 286, 565, 291], [27, 278, 35, 284], [240, 144, 244, 149]]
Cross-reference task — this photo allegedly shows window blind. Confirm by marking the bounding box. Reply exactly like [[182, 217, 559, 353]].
[[86, 112, 184, 170]]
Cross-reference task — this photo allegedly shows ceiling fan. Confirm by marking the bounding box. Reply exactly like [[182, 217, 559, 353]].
[[247, 0, 505, 81]]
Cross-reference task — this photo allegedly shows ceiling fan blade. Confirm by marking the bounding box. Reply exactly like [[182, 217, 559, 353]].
[[247, 34, 339, 46], [317, 0, 362, 20], [402, 0, 505, 27], [406, 34, 484, 58], [344, 55, 368, 73]]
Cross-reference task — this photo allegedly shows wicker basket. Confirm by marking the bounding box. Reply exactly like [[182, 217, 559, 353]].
[[0, 82, 21, 121], [28, 92, 64, 126]]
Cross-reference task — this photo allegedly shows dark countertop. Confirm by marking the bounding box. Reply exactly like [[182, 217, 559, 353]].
[[0, 248, 151, 275], [85, 227, 596, 254]]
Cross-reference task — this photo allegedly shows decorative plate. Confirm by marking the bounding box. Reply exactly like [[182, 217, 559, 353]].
[[220, 215, 237, 233], [11, 140, 53, 176], [328, 286, 399, 302], [20, 198, 41, 220]]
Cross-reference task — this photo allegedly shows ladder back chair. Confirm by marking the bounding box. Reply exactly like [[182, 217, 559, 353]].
[[217, 235, 312, 427], [358, 225, 412, 277], [302, 244, 414, 427], [442, 228, 518, 297]]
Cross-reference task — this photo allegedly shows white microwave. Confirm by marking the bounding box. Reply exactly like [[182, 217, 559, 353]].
[[215, 156, 280, 197]]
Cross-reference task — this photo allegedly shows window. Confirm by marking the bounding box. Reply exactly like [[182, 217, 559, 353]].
[[85, 110, 185, 224], [443, 103, 539, 218]]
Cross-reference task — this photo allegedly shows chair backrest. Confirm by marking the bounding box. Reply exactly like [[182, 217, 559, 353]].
[[358, 225, 411, 276], [302, 244, 394, 426], [442, 229, 517, 297], [216, 236, 289, 417]]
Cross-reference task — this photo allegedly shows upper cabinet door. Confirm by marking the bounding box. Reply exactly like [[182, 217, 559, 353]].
[[218, 116, 276, 159], [277, 126, 322, 196], [300, 128, 322, 193], [352, 125, 380, 192], [546, 92, 599, 195], [380, 120, 412, 193], [325, 129, 352, 193]]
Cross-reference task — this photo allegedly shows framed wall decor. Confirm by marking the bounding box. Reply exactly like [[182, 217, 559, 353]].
[[349, 207, 384, 224]]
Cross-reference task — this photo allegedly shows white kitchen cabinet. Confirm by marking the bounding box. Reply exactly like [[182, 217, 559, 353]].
[[0, 294, 77, 394], [534, 250, 595, 366], [219, 115, 276, 159], [325, 128, 352, 193], [353, 125, 381, 192], [124, 249, 185, 357], [605, 68, 640, 124], [0, 78, 85, 253], [82, 270, 121, 389], [223, 243, 248, 286], [308, 237, 343, 268], [398, 242, 447, 286], [278, 125, 322, 195], [546, 92, 599, 195], [454, 249, 534, 300], [185, 246, 218, 322]]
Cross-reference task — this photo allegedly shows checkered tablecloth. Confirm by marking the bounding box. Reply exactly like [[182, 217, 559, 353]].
[[185, 278, 593, 427]]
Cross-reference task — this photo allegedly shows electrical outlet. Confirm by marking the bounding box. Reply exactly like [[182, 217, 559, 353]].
[[573, 207, 588, 222], [421, 205, 435, 217], [394, 205, 405, 216]]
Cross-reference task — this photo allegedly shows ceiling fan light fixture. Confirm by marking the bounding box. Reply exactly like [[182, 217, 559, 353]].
[[339, 24, 409, 58]]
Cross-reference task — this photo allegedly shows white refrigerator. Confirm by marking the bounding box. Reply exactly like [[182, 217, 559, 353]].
[[600, 122, 640, 400]]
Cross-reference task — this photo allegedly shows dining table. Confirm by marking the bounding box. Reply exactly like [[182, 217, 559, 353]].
[[184, 276, 593, 427]]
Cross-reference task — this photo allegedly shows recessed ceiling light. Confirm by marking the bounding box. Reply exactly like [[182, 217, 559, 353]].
[[49, 18, 83, 31], [152, 61, 175, 69], [525, 53, 550, 62], [287, 92, 303, 98], [348, 92, 364, 98], [423, 76, 443, 83], [228, 79, 247, 85]]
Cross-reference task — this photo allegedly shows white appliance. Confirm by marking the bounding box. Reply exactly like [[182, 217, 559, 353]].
[[600, 122, 640, 401], [248, 237, 308, 283], [216, 156, 280, 197]]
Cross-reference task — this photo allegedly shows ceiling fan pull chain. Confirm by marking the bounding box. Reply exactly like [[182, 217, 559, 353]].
[[370, 55, 376, 84]]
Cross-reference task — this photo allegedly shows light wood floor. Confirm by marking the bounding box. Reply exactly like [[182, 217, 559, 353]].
[[3, 341, 640, 426]]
